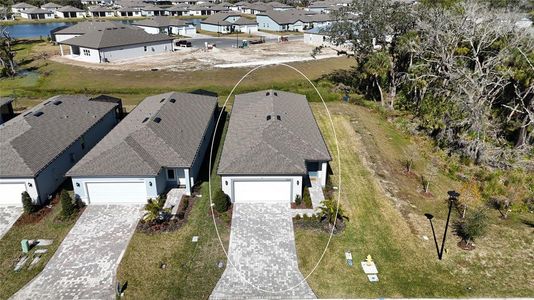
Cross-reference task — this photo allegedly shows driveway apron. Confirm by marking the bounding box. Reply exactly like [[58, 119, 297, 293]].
[[11, 205, 143, 300], [0, 206, 23, 239], [210, 203, 316, 299]]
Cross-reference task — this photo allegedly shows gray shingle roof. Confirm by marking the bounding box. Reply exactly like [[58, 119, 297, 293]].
[[233, 17, 257, 25], [88, 6, 115, 12], [57, 5, 85, 12], [201, 12, 241, 25], [41, 2, 62, 8], [133, 16, 189, 28], [218, 90, 331, 175], [0, 95, 119, 177], [12, 2, 36, 8], [22, 8, 53, 14], [54, 21, 131, 35], [67, 92, 217, 177], [59, 26, 173, 49]]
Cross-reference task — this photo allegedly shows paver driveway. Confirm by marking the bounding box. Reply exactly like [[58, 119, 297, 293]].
[[11, 205, 143, 300], [210, 203, 316, 300], [0, 206, 22, 239]]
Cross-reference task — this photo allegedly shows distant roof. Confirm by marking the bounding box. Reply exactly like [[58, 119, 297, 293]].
[[22, 8, 53, 14], [88, 6, 115, 11], [68, 92, 217, 177], [41, 2, 62, 8], [233, 17, 257, 25], [218, 90, 331, 175], [12, 2, 36, 8], [201, 12, 241, 25], [266, 1, 292, 8], [0, 95, 118, 177], [0, 97, 14, 107], [54, 21, 131, 35], [133, 16, 189, 28], [59, 26, 173, 49], [259, 10, 334, 24], [57, 5, 85, 12]]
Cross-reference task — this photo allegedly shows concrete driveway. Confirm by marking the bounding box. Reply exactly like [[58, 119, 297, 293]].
[[11, 205, 143, 300], [0, 206, 22, 239], [210, 203, 315, 299]]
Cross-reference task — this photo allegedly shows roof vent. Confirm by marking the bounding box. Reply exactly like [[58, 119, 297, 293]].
[[276, 115, 281, 120], [33, 111, 44, 117], [274, 92, 278, 96], [266, 91, 270, 96], [153, 117, 162, 123], [53, 100, 62, 105], [266, 115, 271, 121], [142, 117, 149, 123], [170, 98, 176, 103], [160, 98, 165, 103]]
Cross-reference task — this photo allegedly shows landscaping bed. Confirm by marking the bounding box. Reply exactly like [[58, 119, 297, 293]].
[[137, 195, 196, 234]]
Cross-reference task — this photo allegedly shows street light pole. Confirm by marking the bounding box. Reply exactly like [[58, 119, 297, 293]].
[[424, 190, 459, 260]]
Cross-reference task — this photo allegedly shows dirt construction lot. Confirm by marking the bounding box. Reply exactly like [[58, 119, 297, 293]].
[[51, 41, 339, 72]]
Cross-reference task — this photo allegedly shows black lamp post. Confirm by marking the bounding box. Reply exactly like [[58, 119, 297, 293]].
[[424, 190, 459, 260]]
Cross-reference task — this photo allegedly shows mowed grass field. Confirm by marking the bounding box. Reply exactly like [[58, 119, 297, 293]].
[[297, 102, 534, 298]]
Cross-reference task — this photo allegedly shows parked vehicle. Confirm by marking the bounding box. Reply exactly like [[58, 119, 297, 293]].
[[175, 40, 192, 47]]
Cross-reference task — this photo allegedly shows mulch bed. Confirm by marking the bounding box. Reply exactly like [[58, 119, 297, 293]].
[[209, 205, 233, 226], [15, 196, 59, 225], [293, 216, 347, 234], [457, 240, 476, 251], [291, 202, 312, 209], [137, 195, 196, 234]]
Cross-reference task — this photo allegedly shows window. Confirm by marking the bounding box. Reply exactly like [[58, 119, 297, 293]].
[[80, 136, 85, 150], [83, 49, 90, 56], [167, 169, 175, 179]]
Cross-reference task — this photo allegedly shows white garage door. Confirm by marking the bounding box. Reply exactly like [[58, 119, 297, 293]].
[[86, 182, 147, 204], [0, 183, 27, 206], [233, 180, 291, 203]]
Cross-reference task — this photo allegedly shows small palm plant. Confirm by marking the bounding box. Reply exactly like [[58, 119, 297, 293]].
[[143, 196, 170, 223], [318, 199, 349, 229]]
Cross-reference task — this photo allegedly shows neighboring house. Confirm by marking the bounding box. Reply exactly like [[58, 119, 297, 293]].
[[0, 97, 15, 125], [11, 2, 36, 15], [68, 92, 217, 204], [241, 2, 269, 15], [117, 6, 143, 17], [229, 1, 248, 12], [88, 6, 116, 17], [58, 26, 174, 63], [141, 4, 167, 16], [167, 5, 188, 16], [232, 17, 258, 34], [218, 90, 331, 204], [133, 16, 196, 37], [20, 8, 54, 19], [257, 10, 333, 32], [200, 12, 241, 33], [52, 20, 129, 42], [266, 1, 293, 11], [41, 2, 63, 12], [56, 6, 86, 18], [0, 95, 121, 206]]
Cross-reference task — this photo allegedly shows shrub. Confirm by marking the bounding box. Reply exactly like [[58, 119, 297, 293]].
[[60, 190, 77, 218], [302, 187, 312, 208], [295, 195, 302, 206], [143, 195, 169, 223], [213, 189, 230, 213], [453, 208, 488, 247], [318, 199, 349, 228], [21, 191, 37, 214]]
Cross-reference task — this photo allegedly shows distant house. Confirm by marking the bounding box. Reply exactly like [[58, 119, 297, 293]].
[[200, 12, 242, 33], [232, 17, 258, 34], [88, 6, 116, 17], [56, 6, 86, 18], [257, 10, 334, 32], [133, 16, 196, 37], [68, 92, 217, 204], [218, 90, 331, 204], [0, 95, 121, 206], [167, 4, 188, 16], [141, 4, 167, 16], [229, 1, 248, 12], [0, 97, 15, 125], [41, 2, 63, 12], [58, 26, 174, 63], [11, 2, 36, 15], [117, 6, 143, 17], [241, 2, 270, 15], [53, 20, 129, 42], [266, 1, 293, 11], [20, 8, 54, 19]]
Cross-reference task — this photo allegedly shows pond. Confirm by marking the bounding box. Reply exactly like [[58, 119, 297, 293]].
[[4, 18, 204, 39]]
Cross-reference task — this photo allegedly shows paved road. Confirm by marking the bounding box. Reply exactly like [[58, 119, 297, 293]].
[[210, 203, 315, 300], [12, 205, 143, 300], [0, 206, 22, 239]]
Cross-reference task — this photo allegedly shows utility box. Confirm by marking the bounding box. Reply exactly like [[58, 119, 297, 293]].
[[21, 239, 30, 253]]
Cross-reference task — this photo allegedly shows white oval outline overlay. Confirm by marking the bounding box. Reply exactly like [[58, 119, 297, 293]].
[[207, 63, 342, 294]]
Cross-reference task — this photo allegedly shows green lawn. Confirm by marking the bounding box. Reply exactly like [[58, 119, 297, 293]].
[[295, 103, 534, 298], [0, 200, 81, 300]]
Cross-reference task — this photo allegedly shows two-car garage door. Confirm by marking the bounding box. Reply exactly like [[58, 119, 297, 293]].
[[0, 183, 27, 205], [233, 180, 292, 203], [86, 182, 147, 204]]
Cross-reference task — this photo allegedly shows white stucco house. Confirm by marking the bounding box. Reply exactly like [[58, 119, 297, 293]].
[[11, 2, 36, 15], [58, 26, 174, 63], [232, 16, 258, 34], [133, 16, 196, 37], [200, 12, 255, 33], [20, 8, 54, 19], [68, 92, 217, 204], [117, 6, 143, 17], [41, 2, 63, 12], [88, 6, 116, 17], [218, 90, 331, 204], [55, 6, 86, 18], [0, 95, 121, 206]]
